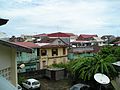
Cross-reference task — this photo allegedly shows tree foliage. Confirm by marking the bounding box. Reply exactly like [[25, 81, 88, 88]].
[[51, 46, 120, 81]]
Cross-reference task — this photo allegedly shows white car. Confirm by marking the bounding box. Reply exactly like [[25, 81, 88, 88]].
[[22, 78, 40, 89], [17, 84, 22, 90]]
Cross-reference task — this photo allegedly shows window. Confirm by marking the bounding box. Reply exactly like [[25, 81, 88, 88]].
[[41, 50, 47, 56], [28, 81, 31, 85], [37, 48, 40, 56], [42, 61, 46, 68], [17, 52, 22, 57], [52, 49, 58, 56], [0, 67, 11, 81], [32, 81, 39, 85], [63, 48, 66, 55], [58, 40, 61, 44]]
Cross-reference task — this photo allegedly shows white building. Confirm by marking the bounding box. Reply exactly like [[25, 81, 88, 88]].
[[0, 40, 32, 87]]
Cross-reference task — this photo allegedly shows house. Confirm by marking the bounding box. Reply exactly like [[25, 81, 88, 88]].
[[114, 41, 120, 46], [13, 42, 40, 72], [68, 34, 101, 60], [33, 32, 78, 44], [9, 36, 25, 42], [33, 33, 48, 42], [0, 40, 32, 86], [101, 35, 115, 45], [47, 32, 71, 44], [21, 34, 35, 42], [77, 34, 98, 41], [37, 38, 68, 69]]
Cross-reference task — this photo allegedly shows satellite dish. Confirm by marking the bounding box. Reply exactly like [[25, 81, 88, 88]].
[[19, 64, 25, 69], [94, 73, 110, 84]]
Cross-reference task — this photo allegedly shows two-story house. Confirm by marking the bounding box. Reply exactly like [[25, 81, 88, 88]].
[[13, 42, 40, 73], [37, 37, 68, 69]]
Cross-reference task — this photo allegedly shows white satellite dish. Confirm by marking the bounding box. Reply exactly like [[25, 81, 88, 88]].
[[19, 64, 25, 69], [94, 73, 110, 84]]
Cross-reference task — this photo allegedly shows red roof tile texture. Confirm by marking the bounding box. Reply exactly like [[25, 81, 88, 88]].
[[78, 34, 98, 39], [13, 42, 39, 48], [77, 34, 98, 40], [33, 33, 48, 37], [47, 32, 71, 37]]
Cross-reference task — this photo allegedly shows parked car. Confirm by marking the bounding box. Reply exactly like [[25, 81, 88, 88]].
[[70, 83, 90, 90], [22, 78, 40, 89], [17, 84, 22, 90]]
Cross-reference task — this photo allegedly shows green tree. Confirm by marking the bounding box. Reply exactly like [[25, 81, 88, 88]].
[[72, 55, 118, 81]]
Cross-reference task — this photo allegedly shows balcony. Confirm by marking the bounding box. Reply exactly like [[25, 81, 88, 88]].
[[70, 46, 94, 53], [17, 56, 40, 64]]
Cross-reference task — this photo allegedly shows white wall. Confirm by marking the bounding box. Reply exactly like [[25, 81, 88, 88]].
[[0, 44, 17, 86]]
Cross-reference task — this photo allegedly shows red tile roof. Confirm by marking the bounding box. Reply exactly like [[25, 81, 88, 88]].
[[33, 33, 48, 37], [47, 32, 70, 37], [114, 41, 120, 44], [13, 42, 40, 48], [65, 33, 76, 36], [78, 34, 98, 39]]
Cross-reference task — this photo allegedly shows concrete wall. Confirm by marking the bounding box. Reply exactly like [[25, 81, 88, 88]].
[[0, 44, 17, 86], [40, 47, 68, 69]]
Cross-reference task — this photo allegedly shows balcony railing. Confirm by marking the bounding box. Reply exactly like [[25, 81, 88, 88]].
[[17, 56, 40, 64], [70, 46, 94, 53]]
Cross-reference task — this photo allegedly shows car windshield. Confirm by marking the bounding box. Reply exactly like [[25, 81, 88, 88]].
[[32, 81, 39, 85], [71, 86, 79, 90]]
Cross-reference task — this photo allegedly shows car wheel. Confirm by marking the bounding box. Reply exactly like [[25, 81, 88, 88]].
[[28, 87, 32, 90]]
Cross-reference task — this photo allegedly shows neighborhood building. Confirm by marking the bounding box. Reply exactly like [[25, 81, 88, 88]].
[[13, 42, 40, 73], [68, 34, 101, 60], [36, 37, 68, 69], [0, 40, 32, 86]]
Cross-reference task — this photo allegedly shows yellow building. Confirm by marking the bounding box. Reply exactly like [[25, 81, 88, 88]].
[[38, 38, 68, 69]]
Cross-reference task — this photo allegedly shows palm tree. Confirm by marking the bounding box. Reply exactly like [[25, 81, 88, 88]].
[[72, 54, 118, 81]]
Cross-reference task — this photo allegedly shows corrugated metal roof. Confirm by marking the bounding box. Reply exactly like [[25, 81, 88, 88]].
[[13, 42, 40, 48]]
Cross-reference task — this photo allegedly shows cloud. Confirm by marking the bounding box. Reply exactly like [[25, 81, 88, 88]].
[[0, 0, 120, 36]]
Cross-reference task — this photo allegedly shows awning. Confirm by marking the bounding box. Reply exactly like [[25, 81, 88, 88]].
[[0, 18, 9, 26], [0, 76, 17, 90]]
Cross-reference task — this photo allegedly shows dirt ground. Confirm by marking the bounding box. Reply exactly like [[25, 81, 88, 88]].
[[39, 78, 71, 90]]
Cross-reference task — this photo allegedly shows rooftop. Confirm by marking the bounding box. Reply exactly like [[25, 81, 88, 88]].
[[13, 42, 40, 48], [0, 40, 32, 53], [47, 32, 71, 37]]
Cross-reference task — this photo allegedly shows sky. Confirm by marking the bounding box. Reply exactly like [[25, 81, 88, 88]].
[[0, 0, 120, 37]]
